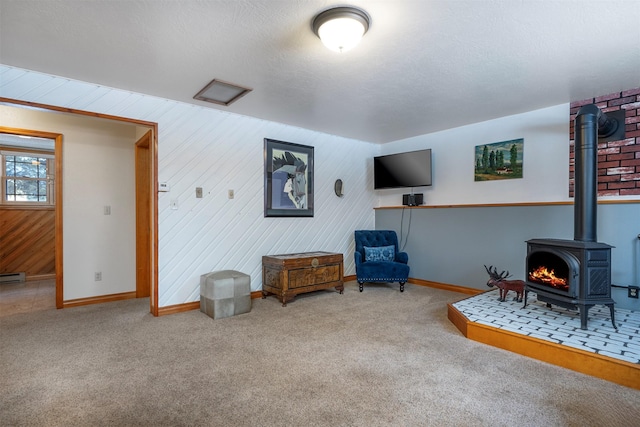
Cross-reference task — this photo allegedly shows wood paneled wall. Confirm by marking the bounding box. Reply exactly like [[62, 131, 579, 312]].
[[0, 208, 55, 278]]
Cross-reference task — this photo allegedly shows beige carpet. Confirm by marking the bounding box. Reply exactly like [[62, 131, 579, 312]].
[[1, 281, 639, 426]]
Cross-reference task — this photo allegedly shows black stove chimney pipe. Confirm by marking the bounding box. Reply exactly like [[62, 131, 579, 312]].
[[574, 104, 608, 242]]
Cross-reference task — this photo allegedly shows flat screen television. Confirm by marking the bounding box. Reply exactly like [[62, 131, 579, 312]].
[[374, 149, 432, 189]]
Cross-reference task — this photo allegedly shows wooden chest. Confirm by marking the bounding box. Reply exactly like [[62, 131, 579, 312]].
[[262, 251, 344, 306]]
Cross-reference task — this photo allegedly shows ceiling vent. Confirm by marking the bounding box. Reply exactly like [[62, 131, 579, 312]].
[[193, 79, 252, 106]]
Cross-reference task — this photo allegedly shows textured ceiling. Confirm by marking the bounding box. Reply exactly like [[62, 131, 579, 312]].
[[1, 0, 639, 143]]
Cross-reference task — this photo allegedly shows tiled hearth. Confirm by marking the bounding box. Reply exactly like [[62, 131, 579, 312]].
[[448, 289, 640, 389], [453, 290, 639, 363]]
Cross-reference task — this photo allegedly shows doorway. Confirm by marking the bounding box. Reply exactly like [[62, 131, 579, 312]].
[[0, 101, 158, 315], [0, 129, 59, 314]]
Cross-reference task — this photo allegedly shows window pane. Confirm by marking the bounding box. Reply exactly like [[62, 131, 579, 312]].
[[5, 179, 15, 198], [21, 163, 38, 178], [5, 157, 15, 176], [2, 153, 52, 205], [5, 156, 48, 178], [18, 179, 37, 195], [38, 159, 48, 178]]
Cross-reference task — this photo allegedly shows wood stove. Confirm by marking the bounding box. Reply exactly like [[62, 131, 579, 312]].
[[523, 104, 621, 330], [525, 238, 615, 330]]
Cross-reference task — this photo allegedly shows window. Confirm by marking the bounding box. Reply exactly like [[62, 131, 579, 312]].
[[1, 150, 55, 205]]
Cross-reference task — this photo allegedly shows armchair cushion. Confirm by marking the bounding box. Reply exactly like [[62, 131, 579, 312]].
[[364, 245, 395, 262]]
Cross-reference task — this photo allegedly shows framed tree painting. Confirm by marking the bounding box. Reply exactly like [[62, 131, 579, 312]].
[[264, 138, 314, 217], [474, 138, 524, 181]]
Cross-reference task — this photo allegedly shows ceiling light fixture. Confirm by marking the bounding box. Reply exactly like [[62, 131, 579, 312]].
[[312, 6, 370, 53]]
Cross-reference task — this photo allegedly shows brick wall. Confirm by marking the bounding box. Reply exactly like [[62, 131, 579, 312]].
[[569, 87, 640, 197]]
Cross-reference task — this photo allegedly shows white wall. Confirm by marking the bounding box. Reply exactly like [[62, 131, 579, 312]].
[[374, 103, 640, 310], [0, 65, 378, 307], [0, 105, 138, 300], [63, 120, 136, 299], [377, 104, 572, 206]]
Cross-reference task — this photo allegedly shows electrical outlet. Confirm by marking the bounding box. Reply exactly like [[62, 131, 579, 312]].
[[103, 205, 111, 215], [629, 286, 639, 299], [95, 272, 102, 281]]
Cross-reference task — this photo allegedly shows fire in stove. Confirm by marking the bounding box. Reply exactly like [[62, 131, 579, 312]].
[[529, 266, 568, 291]]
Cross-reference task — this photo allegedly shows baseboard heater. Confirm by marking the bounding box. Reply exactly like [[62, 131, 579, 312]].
[[0, 272, 26, 283]]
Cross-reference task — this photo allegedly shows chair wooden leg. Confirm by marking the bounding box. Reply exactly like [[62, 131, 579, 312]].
[[400, 282, 405, 292], [358, 282, 364, 292]]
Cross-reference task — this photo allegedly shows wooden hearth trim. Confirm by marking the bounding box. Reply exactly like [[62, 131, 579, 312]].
[[447, 303, 640, 390]]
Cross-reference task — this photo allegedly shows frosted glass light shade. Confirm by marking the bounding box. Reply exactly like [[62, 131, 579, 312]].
[[312, 7, 370, 53], [317, 17, 365, 52]]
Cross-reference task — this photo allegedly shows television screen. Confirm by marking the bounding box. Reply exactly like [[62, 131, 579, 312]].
[[374, 149, 432, 189]]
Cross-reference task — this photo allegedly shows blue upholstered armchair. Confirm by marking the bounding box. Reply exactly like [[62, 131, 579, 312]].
[[354, 230, 410, 292]]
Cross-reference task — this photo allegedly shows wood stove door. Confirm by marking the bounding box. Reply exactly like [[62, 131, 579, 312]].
[[526, 248, 579, 298]]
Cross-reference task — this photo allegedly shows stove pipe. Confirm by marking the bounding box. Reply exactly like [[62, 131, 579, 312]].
[[573, 104, 616, 242]]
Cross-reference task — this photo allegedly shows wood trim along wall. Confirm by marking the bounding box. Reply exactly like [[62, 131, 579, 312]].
[[157, 301, 201, 316], [345, 275, 482, 296], [1, 98, 159, 316], [153, 278, 484, 316], [135, 131, 152, 299], [63, 291, 137, 308], [447, 303, 640, 390], [375, 199, 640, 210], [55, 134, 63, 309], [26, 274, 56, 282], [409, 278, 485, 295], [156, 291, 265, 316], [0, 98, 157, 128]]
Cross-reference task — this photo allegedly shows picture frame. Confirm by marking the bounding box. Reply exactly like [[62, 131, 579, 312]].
[[474, 138, 524, 181], [264, 138, 314, 217]]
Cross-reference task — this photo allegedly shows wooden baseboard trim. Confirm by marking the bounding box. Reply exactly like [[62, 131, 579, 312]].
[[157, 301, 201, 316], [26, 274, 56, 282], [153, 279, 480, 316], [344, 276, 482, 295], [63, 291, 137, 308], [158, 292, 263, 316], [409, 278, 484, 295], [447, 303, 640, 390]]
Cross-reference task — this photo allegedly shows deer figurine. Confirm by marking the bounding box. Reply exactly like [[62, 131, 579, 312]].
[[484, 265, 525, 302]]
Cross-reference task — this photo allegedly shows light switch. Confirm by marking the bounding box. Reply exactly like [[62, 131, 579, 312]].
[[196, 187, 203, 198], [228, 189, 234, 199]]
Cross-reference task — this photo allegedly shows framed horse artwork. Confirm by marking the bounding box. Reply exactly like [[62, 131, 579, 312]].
[[264, 138, 314, 217]]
